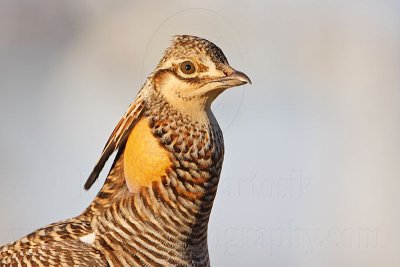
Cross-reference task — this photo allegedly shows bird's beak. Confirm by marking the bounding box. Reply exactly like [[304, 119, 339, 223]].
[[227, 70, 252, 85], [190, 68, 251, 98], [212, 69, 252, 89]]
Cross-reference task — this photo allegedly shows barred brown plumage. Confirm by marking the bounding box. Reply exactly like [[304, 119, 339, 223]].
[[0, 35, 251, 266]]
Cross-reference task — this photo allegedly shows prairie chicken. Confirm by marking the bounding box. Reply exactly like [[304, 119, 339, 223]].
[[0, 35, 251, 266]]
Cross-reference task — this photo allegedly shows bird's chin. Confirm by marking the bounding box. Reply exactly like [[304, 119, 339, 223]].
[[185, 83, 227, 99]]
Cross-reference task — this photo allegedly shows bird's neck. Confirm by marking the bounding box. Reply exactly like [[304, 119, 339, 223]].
[[84, 100, 224, 240], [81, 101, 223, 265]]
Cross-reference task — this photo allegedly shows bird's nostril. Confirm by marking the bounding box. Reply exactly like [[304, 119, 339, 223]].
[[221, 66, 234, 76]]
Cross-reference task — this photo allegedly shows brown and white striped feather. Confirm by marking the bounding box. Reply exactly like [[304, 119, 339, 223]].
[[84, 88, 147, 190], [0, 219, 107, 266]]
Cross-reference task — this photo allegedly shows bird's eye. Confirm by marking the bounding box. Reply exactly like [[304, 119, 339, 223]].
[[179, 61, 196, 75]]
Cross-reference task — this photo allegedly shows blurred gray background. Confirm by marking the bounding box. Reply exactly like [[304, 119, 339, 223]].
[[0, 1, 399, 266]]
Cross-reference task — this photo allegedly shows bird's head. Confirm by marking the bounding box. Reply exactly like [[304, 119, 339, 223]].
[[151, 35, 251, 120]]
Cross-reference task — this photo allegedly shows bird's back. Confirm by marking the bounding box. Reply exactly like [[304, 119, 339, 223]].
[[0, 218, 107, 266]]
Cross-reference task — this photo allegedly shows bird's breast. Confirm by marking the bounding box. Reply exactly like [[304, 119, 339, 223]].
[[123, 118, 172, 192]]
